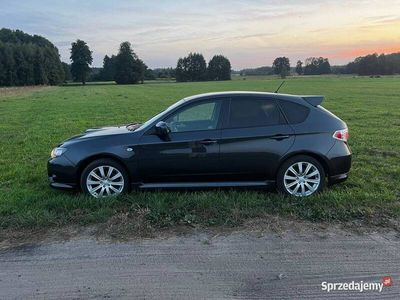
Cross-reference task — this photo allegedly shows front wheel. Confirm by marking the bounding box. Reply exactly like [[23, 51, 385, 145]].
[[80, 159, 129, 198], [277, 155, 325, 197]]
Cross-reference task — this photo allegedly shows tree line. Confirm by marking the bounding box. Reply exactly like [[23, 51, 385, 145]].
[[68, 46, 400, 83], [0, 28, 65, 86], [75, 41, 149, 84], [175, 53, 231, 82], [343, 53, 400, 75], [2, 27, 400, 87], [242, 52, 400, 77], [89, 50, 231, 83], [270, 56, 332, 78]]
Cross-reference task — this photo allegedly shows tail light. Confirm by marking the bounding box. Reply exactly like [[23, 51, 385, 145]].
[[333, 128, 349, 142]]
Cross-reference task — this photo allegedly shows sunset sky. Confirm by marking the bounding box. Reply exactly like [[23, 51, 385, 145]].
[[1, 0, 400, 69]]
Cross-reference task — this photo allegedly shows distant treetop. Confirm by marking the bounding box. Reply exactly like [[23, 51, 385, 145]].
[[0, 28, 55, 48]]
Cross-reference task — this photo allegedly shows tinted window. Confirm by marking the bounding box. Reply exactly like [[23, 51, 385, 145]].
[[227, 98, 283, 128], [165, 100, 222, 132], [279, 100, 310, 124]]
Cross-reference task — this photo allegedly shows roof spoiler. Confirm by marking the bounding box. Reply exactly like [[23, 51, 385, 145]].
[[302, 96, 324, 106]]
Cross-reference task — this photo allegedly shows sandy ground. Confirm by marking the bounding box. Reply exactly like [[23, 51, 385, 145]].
[[0, 85, 52, 98], [0, 220, 399, 299]]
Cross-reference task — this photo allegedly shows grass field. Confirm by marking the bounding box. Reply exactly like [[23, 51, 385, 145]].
[[0, 76, 399, 231]]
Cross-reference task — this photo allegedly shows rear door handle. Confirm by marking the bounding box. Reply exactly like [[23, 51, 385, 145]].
[[200, 139, 217, 145], [270, 134, 290, 140]]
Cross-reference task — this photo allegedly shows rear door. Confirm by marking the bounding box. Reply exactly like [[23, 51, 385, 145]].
[[219, 96, 295, 181]]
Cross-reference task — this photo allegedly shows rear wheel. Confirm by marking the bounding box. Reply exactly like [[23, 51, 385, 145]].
[[277, 155, 325, 197], [80, 159, 129, 198]]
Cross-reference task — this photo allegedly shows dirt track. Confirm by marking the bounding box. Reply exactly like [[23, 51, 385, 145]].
[[0, 224, 399, 299]]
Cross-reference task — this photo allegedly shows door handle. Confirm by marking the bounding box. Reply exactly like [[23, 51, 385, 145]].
[[199, 139, 217, 145], [270, 134, 290, 140]]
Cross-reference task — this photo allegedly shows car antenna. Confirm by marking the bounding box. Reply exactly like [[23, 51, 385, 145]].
[[274, 81, 285, 93]]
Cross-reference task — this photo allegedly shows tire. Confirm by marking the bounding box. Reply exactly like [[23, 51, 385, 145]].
[[80, 159, 129, 198], [277, 155, 325, 197]]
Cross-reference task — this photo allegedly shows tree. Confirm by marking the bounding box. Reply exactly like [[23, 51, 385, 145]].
[[33, 49, 47, 85], [44, 46, 64, 85], [295, 60, 303, 75], [272, 57, 290, 78], [70, 39, 93, 84], [176, 52, 207, 82], [144, 68, 156, 80], [0, 42, 15, 86], [153, 67, 175, 79], [114, 42, 143, 84], [98, 55, 116, 81], [207, 55, 231, 80], [0, 28, 64, 86], [62, 62, 71, 82], [239, 66, 273, 76], [138, 59, 147, 84], [175, 57, 189, 82], [304, 57, 331, 75]]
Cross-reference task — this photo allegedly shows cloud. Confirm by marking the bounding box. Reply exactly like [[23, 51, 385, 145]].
[[1, 0, 400, 68]]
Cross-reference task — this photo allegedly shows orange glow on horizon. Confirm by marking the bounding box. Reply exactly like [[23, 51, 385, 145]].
[[332, 46, 400, 60]]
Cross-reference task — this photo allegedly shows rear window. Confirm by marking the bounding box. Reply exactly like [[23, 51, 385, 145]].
[[227, 97, 284, 128], [279, 100, 310, 124]]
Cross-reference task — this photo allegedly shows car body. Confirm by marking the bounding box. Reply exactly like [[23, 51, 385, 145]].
[[48, 91, 351, 197]]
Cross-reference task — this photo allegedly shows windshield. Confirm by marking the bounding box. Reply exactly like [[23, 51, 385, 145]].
[[136, 99, 186, 131]]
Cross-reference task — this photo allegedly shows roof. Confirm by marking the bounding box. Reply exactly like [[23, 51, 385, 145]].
[[182, 91, 324, 106]]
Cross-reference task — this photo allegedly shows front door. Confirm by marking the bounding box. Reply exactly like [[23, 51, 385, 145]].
[[137, 98, 225, 183]]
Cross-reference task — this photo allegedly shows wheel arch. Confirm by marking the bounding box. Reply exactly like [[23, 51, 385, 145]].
[[277, 151, 330, 178], [76, 153, 130, 188]]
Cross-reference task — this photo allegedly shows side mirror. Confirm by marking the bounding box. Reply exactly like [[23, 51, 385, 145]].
[[155, 121, 171, 141]]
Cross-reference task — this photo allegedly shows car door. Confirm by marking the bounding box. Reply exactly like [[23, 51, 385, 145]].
[[137, 98, 226, 183], [219, 96, 295, 181]]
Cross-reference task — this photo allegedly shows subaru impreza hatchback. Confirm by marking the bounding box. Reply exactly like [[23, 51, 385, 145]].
[[48, 91, 351, 198]]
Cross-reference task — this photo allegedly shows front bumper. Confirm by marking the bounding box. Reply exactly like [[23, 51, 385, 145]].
[[48, 175, 77, 190], [48, 155, 78, 190]]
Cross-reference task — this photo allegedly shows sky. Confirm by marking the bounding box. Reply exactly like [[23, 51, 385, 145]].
[[1, 0, 400, 69]]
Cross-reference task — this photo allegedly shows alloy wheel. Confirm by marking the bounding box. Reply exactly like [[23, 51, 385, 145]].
[[86, 165, 124, 198], [283, 161, 321, 197]]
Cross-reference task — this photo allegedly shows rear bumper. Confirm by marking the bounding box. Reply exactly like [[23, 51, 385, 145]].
[[328, 154, 352, 176], [328, 172, 349, 185], [326, 141, 352, 185]]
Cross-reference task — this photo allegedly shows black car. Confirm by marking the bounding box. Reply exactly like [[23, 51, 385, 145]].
[[48, 91, 351, 198]]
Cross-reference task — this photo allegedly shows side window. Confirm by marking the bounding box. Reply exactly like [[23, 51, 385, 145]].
[[165, 100, 222, 133], [227, 97, 284, 128], [279, 100, 310, 124]]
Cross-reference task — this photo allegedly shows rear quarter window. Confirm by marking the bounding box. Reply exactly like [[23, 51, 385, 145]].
[[279, 100, 310, 124], [227, 97, 285, 128]]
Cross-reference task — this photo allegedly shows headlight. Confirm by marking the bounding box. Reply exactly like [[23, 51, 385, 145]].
[[51, 147, 67, 158]]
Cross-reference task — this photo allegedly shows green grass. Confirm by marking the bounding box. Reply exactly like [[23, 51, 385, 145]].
[[0, 76, 400, 231]]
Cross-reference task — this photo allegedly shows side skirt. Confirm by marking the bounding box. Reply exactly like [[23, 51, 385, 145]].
[[135, 181, 275, 189]]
